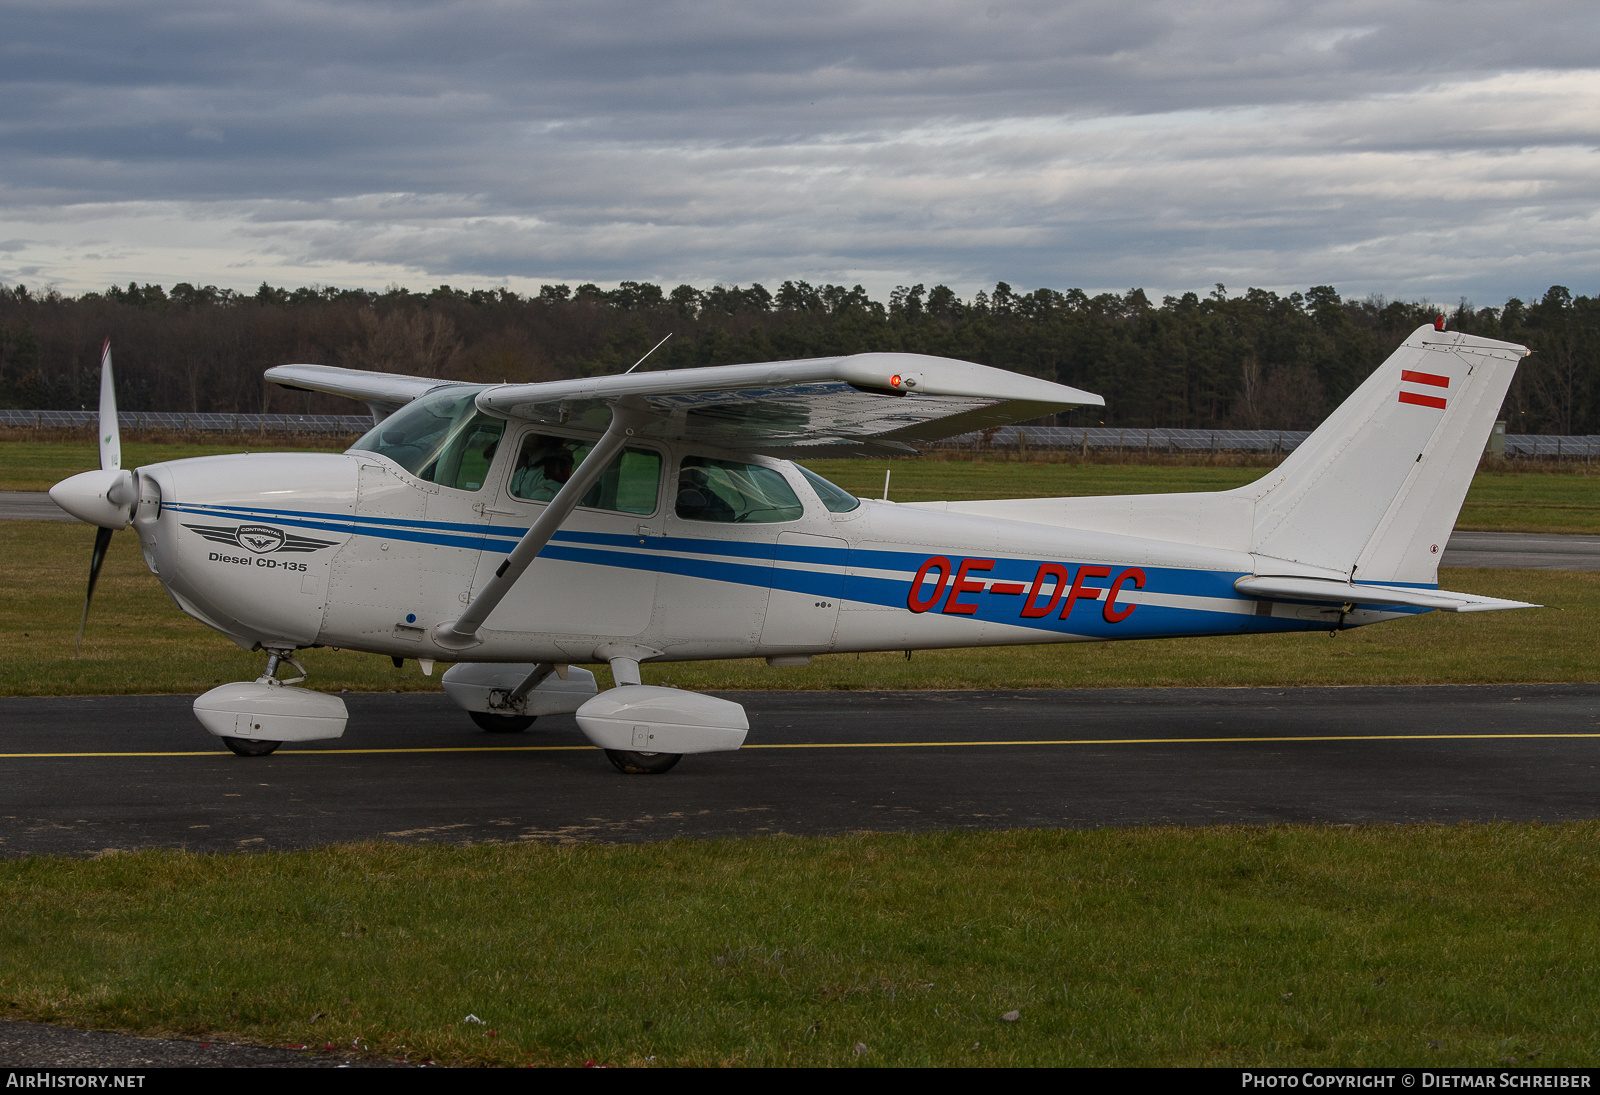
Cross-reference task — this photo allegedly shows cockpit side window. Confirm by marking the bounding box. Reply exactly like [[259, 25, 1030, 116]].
[[508, 433, 661, 515], [348, 386, 504, 492], [675, 456, 804, 523], [429, 416, 504, 491]]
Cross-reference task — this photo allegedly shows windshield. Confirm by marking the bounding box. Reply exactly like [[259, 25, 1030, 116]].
[[348, 386, 505, 491], [796, 464, 861, 513]]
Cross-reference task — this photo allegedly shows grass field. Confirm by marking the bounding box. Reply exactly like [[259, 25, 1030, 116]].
[[1, 520, 1592, 696], [4, 825, 1600, 1067], [0, 437, 350, 492]]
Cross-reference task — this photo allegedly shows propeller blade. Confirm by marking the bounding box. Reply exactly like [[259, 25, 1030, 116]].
[[98, 338, 120, 472], [76, 525, 114, 651]]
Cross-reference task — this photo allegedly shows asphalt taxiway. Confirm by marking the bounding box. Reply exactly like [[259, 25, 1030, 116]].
[[3, 685, 1597, 855], [0, 491, 73, 521], [1442, 529, 1600, 570]]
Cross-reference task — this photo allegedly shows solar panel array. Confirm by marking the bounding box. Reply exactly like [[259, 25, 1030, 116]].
[[0, 409, 372, 433], [1, 409, 1596, 456], [943, 426, 1314, 452], [946, 425, 1600, 456], [1504, 434, 1600, 456]]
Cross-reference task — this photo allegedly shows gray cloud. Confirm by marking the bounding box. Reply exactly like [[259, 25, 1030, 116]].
[[2, 1, 1599, 301]]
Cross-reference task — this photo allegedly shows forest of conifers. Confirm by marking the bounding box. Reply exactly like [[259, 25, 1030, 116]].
[[0, 278, 1595, 435]]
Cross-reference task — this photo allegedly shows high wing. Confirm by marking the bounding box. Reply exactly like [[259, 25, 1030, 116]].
[[265, 363, 457, 422], [270, 352, 1101, 455], [489, 353, 1100, 455]]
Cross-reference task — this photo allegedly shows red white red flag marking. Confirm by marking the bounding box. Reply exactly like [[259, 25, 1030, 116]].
[[1399, 368, 1449, 410]]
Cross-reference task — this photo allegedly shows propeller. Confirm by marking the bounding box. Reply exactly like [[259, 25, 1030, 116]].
[[48, 340, 134, 649], [77, 526, 115, 650], [97, 336, 120, 473]]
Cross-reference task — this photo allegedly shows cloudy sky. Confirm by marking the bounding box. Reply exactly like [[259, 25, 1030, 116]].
[[3, 0, 1598, 303]]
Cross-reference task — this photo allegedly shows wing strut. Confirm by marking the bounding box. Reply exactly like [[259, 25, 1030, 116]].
[[430, 401, 655, 651]]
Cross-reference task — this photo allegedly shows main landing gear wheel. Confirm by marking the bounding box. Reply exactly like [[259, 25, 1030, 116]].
[[605, 749, 682, 775], [221, 737, 280, 757], [470, 712, 537, 733]]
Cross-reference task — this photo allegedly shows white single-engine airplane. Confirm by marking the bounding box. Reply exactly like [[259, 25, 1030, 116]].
[[50, 322, 1535, 772]]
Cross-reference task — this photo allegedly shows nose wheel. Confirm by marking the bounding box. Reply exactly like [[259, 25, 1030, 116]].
[[222, 736, 281, 756], [221, 652, 309, 756], [604, 749, 682, 775], [470, 711, 537, 733], [196, 650, 347, 757]]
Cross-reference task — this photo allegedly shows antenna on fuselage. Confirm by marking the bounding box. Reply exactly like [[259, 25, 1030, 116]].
[[882, 468, 891, 501], [623, 333, 672, 374]]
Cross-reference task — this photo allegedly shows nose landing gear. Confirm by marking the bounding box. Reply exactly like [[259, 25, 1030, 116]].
[[193, 649, 349, 756], [219, 654, 305, 755]]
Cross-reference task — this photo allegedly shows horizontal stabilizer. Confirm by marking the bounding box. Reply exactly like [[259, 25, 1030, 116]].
[[1235, 575, 1538, 613]]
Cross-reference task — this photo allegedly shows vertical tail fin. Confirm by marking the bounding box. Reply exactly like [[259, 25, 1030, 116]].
[[1239, 324, 1527, 585]]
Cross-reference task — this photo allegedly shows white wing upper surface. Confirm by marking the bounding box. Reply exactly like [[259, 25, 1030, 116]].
[[266, 353, 1101, 454], [477, 352, 1102, 455], [265, 364, 457, 420]]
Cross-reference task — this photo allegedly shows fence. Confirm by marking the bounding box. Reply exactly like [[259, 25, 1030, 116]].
[[0, 409, 372, 434], [945, 426, 1310, 454], [1499, 434, 1600, 457], [945, 425, 1600, 457], [3, 409, 1596, 457]]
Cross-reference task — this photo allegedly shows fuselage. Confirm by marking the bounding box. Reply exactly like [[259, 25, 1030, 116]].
[[128, 430, 1412, 665]]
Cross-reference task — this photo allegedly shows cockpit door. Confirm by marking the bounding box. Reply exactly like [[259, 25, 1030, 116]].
[[465, 429, 663, 640]]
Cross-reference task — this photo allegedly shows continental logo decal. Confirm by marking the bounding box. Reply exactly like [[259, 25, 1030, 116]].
[[183, 523, 338, 554], [906, 557, 1146, 624]]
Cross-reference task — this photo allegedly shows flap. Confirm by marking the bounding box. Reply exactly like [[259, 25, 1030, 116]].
[[474, 352, 1102, 455], [1235, 574, 1538, 613]]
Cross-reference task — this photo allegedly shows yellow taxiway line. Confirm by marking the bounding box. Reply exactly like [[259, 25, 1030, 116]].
[[3, 732, 1600, 759]]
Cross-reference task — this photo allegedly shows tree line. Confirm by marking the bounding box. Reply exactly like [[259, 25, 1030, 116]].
[[0, 278, 1593, 435]]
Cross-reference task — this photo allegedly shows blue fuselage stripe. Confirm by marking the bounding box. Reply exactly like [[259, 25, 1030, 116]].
[[166, 502, 1429, 638]]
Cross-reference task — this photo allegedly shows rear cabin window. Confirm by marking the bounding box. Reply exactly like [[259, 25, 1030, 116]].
[[675, 456, 803, 523], [348, 386, 504, 492], [507, 433, 661, 515]]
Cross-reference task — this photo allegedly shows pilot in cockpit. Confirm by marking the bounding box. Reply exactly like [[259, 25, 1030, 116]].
[[675, 465, 737, 522], [509, 436, 575, 502]]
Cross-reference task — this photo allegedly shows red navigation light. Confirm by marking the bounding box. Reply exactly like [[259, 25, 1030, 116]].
[[1433, 315, 1445, 331], [890, 374, 902, 388]]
